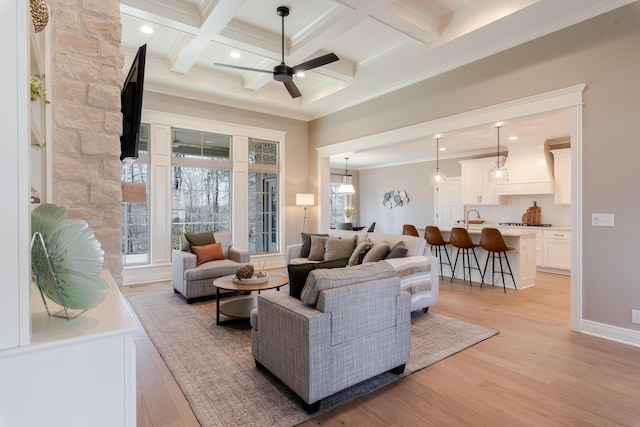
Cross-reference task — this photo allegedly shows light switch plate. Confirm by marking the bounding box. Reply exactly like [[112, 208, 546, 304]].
[[592, 213, 614, 227]]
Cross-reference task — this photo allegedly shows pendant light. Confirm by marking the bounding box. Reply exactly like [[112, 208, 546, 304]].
[[338, 158, 355, 194], [429, 136, 446, 187], [488, 124, 509, 183]]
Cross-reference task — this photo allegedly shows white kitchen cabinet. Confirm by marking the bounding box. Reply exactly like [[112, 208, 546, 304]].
[[459, 157, 505, 205], [543, 229, 571, 270], [551, 148, 571, 205]]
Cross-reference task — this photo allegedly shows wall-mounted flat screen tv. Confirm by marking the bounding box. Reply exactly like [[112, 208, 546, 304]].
[[120, 44, 147, 164]]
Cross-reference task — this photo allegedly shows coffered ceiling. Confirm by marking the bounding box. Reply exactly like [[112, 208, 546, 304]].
[[120, 0, 634, 168]]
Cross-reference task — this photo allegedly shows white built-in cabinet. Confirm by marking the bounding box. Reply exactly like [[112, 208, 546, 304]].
[[459, 157, 505, 205], [551, 148, 571, 205], [542, 229, 571, 271], [0, 4, 138, 425]]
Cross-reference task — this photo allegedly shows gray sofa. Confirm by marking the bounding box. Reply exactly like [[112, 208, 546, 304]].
[[172, 232, 251, 303], [285, 230, 440, 312], [251, 262, 410, 413]]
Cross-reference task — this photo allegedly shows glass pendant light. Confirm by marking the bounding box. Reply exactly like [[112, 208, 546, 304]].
[[429, 136, 446, 187], [338, 158, 355, 194], [488, 124, 509, 183]]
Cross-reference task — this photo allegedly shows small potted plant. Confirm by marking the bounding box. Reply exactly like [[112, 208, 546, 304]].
[[344, 205, 354, 222], [30, 77, 50, 104]]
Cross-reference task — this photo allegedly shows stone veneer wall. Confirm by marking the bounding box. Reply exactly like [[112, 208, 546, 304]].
[[49, 0, 124, 285]]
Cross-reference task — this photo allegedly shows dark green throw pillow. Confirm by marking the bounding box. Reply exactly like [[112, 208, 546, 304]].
[[184, 231, 215, 252], [300, 232, 328, 258], [287, 257, 349, 299]]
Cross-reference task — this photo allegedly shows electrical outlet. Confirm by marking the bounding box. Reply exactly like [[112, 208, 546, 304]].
[[632, 310, 640, 325]]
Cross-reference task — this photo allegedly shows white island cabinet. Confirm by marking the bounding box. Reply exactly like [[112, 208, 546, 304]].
[[437, 228, 537, 289], [0, 271, 138, 427]]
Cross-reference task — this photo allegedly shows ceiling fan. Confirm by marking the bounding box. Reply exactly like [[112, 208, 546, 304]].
[[213, 6, 339, 98]]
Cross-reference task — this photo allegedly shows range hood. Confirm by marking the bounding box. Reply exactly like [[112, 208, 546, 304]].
[[496, 140, 554, 195]]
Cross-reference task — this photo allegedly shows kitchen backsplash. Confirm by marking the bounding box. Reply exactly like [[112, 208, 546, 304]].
[[467, 194, 570, 227]]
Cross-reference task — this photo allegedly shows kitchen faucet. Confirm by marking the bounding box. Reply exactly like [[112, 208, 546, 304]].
[[465, 209, 481, 229]]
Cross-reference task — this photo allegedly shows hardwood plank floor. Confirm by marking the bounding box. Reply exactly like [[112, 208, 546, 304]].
[[124, 272, 640, 426]]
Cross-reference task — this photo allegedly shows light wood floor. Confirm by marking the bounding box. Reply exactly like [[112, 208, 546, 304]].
[[123, 273, 640, 426]]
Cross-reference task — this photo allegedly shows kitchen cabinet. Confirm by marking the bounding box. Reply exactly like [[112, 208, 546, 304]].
[[459, 157, 505, 205], [551, 148, 571, 205], [543, 229, 571, 270]]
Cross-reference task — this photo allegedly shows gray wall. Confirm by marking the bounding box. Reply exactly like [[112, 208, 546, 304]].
[[309, 3, 640, 331]]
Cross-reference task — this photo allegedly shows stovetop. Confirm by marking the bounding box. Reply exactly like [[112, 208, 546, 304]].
[[499, 222, 553, 227]]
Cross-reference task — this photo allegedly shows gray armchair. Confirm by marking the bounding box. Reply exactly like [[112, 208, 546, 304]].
[[251, 263, 410, 413], [172, 232, 251, 303]]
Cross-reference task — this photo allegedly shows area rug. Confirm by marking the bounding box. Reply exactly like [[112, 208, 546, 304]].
[[128, 290, 498, 427]]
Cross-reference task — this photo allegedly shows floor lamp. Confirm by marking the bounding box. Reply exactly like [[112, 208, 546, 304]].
[[296, 193, 314, 233]]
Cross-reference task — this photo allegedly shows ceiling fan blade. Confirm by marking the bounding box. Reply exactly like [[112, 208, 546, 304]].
[[213, 63, 272, 74], [291, 53, 339, 73], [284, 81, 301, 98]]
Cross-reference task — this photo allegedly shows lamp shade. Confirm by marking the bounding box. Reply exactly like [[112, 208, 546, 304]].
[[296, 193, 315, 206]]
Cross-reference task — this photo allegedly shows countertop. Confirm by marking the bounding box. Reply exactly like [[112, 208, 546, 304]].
[[464, 223, 571, 231], [439, 227, 537, 237]]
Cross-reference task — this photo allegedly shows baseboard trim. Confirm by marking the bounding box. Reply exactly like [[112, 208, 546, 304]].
[[581, 319, 640, 348]]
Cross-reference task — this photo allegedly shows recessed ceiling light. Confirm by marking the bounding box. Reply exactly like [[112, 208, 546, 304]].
[[230, 51, 241, 59], [140, 25, 154, 34], [509, 136, 518, 141], [439, 147, 446, 151], [296, 72, 305, 78]]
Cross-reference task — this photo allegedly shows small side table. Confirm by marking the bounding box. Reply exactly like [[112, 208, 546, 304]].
[[212, 274, 289, 325]]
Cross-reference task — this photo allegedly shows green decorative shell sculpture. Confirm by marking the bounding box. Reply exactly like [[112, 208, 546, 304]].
[[31, 203, 108, 310]]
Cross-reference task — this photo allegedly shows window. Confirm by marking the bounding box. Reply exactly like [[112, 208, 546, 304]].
[[121, 123, 150, 266], [248, 139, 279, 254], [329, 183, 348, 228], [171, 128, 232, 248]]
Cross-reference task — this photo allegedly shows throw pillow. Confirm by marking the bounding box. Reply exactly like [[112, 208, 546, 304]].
[[184, 231, 216, 252], [191, 242, 225, 266], [362, 243, 390, 263], [324, 236, 357, 261], [348, 241, 373, 266], [287, 258, 349, 299], [301, 262, 397, 306], [300, 233, 329, 258], [386, 240, 409, 259], [308, 235, 327, 261]]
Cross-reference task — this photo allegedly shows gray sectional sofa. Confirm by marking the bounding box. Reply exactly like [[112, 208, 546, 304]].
[[285, 230, 440, 312]]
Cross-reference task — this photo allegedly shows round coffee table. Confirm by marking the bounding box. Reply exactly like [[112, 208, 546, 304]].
[[213, 273, 288, 325]]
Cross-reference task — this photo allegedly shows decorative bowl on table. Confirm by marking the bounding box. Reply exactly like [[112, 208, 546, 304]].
[[467, 220, 485, 224], [232, 272, 268, 284]]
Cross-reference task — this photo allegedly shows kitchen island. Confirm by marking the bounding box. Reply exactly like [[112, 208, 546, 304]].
[[433, 227, 537, 289]]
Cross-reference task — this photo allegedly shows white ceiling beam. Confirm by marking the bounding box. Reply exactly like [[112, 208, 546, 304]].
[[370, 2, 440, 43], [120, 0, 200, 33], [170, 0, 248, 74]]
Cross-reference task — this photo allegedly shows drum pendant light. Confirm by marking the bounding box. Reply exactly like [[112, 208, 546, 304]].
[[338, 158, 355, 194]]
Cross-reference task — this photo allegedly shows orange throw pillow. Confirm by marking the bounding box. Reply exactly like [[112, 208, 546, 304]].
[[191, 242, 225, 266]]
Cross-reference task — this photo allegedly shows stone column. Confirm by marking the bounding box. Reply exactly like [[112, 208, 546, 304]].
[[49, 0, 124, 285]]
